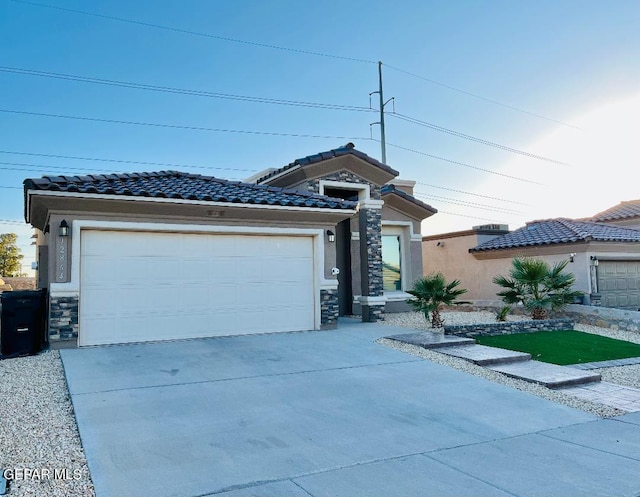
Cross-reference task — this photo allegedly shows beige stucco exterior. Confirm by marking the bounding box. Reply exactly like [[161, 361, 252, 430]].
[[423, 228, 640, 302]]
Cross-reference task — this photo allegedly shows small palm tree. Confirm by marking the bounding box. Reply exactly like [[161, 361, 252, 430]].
[[493, 257, 583, 320], [407, 273, 468, 328]]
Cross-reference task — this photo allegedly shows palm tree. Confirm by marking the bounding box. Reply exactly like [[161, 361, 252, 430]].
[[407, 273, 468, 328], [493, 257, 583, 320]]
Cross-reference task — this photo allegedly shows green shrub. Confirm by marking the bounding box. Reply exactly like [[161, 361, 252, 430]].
[[407, 273, 468, 328]]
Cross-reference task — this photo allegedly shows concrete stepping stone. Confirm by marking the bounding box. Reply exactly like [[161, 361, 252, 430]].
[[437, 344, 531, 366], [384, 332, 474, 350], [488, 361, 601, 389], [557, 381, 640, 412]]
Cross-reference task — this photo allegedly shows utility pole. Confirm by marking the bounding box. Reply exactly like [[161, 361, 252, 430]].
[[369, 61, 394, 164]]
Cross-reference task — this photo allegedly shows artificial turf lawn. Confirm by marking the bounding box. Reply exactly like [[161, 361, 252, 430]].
[[474, 330, 640, 365]]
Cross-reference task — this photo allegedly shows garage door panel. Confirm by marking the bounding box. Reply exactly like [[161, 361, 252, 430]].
[[81, 256, 116, 285], [208, 258, 237, 281], [177, 259, 207, 282], [598, 260, 640, 310], [235, 258, 265, 281], [80, 230, 315, 345]]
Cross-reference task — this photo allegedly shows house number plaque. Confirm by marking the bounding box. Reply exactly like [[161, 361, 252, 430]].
[[57, 237, 66, 281]]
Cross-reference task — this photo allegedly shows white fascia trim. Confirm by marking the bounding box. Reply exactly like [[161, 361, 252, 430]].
[[320, 280, 339, 290], [359, 199, 384, 210], [358, 295, 388, 305], [27, 190, 356, 216], [382, 220, 416, 237], [319, 180, 370, 200], [48, 289, 79, 298], [384, 291, 412, 302], [255, 164, 301, 184], [53, 220, 328, 330]]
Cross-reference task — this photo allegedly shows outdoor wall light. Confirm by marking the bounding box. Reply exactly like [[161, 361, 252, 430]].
[[436, 241, 445, 247], [58, 220, 70, 237], [569, 253, 576, 262], [326, 230, 335, 243]]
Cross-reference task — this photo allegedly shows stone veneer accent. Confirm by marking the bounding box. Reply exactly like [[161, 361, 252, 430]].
[[444, 318, 575, 338], [320, 289, 339, 329], [362, 304, 384, 322], [306, 170, 385, 323], [555, 305, 640, 334], [49, 295, 79, 341], [444, 301, 640, 335], [305, 170, 381, 200]]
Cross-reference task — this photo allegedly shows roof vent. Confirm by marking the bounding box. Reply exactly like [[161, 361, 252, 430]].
[[473, 224, 509, 232]]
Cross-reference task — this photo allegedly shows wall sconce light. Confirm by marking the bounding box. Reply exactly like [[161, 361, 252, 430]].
[[569, 253, 576, 263], [436, 241, 445, 247], [58, 220, 70, 237], [326, 230, 335, 243]]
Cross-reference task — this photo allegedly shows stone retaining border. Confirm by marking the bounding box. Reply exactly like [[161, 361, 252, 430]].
[[444, 318, 575, 338]]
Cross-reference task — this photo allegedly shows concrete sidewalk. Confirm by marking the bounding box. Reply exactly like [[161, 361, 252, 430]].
[[61, 320, 640, 497]]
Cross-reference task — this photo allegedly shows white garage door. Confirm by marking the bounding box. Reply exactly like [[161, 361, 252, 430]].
[[598, 260, 640, 310], [79, 230, 315, 346]]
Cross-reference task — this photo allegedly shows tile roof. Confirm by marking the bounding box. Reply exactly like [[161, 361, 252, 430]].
[[470, 218, 640, 252], [380, 184, 437, 214], [255, 142, 399, 184], [23, 171, 357, 210], [589, 199, 640, 222]]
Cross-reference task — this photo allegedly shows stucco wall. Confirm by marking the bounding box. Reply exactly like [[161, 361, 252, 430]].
[[423, 235, 592, 300]]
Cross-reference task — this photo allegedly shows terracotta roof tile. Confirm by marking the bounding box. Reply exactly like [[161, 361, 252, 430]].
[[24, 170, 357, 210], [470, 218, 640, 252]]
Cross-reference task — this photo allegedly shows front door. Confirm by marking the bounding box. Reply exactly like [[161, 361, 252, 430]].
[[335, 219, 353, 316]]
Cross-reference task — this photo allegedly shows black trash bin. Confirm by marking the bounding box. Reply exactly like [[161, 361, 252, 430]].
[[1, 289, 47, 357]]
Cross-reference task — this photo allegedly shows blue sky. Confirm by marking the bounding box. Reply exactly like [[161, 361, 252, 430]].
[[2, 0, 640, 274]]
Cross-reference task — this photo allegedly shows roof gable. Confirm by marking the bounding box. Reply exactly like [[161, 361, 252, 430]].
[[381, 184, 437, 220], [470, 218, 640, 252], [255, 143, 399, 186], [24, 171, 357, 211]]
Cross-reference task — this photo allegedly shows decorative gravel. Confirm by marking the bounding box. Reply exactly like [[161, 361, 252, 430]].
[[378, 311, 640, 418], [0, 350, 95, 497]]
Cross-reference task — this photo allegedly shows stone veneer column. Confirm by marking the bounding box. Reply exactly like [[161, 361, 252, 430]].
[[320, 289, 339, 329], [49, 295, 79, 342], [359, 207, 385, 322]]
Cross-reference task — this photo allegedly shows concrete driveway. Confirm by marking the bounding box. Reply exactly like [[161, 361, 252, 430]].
[[60, 319, 640, 497]]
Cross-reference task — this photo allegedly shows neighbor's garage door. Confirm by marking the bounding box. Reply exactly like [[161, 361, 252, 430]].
[[79, 230, 315, 346], [598, 260, 640, 310]]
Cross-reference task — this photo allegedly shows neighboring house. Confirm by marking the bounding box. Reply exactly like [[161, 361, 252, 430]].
[[588, 199, 640, 230], [423, 218, 640, 311], [24, 143, 435, 347]]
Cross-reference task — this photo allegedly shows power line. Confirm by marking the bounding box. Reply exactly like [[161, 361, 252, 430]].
[[390, 112, 574, 167], [0, 219, 26, 226], [8, 0, 376, 64], [437, 210, 506, 223], [0, 185, 21, 189], [0, 66, 374, 113], [414, 192, 522, 216], [415, 181, 531, 206], [0, 108, 370, 141], [383, 64, 583, 130], [382, 141, 543, 185], [0, 150, 257, 173]]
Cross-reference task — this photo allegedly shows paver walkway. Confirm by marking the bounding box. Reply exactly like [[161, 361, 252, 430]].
[[386, 330, 640, 412]]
